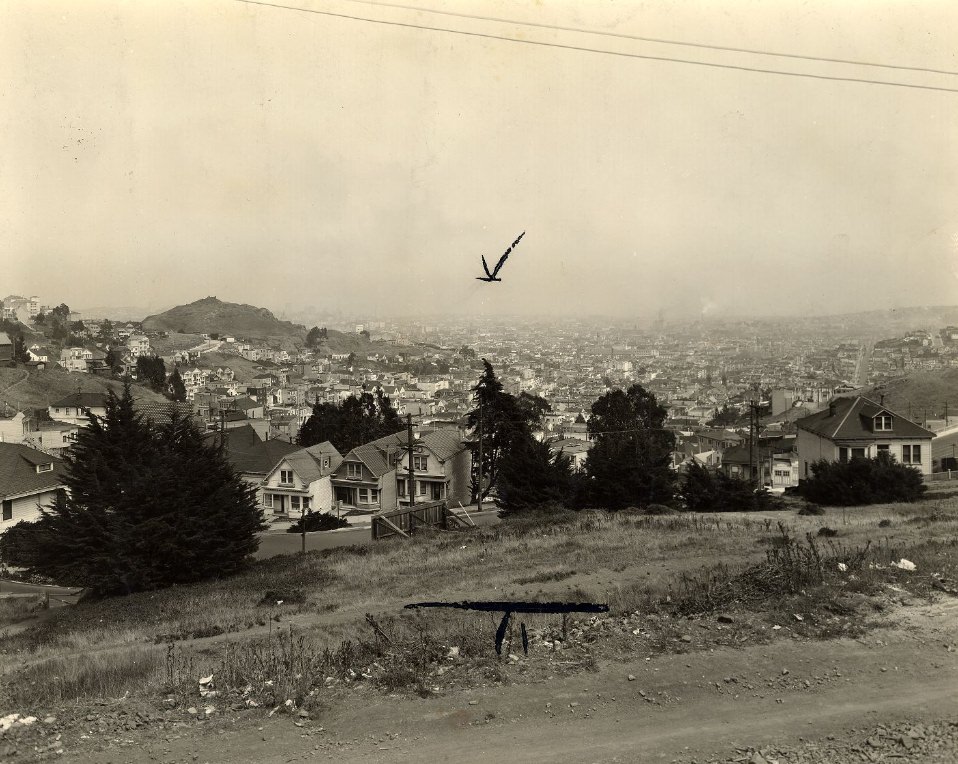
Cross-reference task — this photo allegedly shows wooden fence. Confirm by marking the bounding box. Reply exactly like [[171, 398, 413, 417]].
[[371, 500, 473, 540]]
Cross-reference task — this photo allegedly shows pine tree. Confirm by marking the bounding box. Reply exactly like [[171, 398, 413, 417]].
[[0, 381, 265, 594], [297, 390, 403, 453]]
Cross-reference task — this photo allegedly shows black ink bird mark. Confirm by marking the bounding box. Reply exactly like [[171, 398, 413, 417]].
[[405, 600, 609, 655], [477, 231, 525, 282]]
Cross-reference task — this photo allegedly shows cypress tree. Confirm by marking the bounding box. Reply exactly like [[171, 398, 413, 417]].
[[0, 381, 265, 594]]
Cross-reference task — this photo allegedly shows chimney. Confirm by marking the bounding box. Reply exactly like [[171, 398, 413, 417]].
[[828, 400, 836, 417], [880, 394, 885, 406]]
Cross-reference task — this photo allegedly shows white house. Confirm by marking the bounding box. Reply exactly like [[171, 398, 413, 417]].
[[796, 396, 934, 480], [260, 441, 343, 517], [0, 443, 67, 530]]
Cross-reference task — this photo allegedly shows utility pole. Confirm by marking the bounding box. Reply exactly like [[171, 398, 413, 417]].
[[476, 398, 483, 513], [407, 413, 415, 508]]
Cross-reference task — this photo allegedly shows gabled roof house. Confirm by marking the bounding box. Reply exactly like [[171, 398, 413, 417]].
[[796, 396, 934, 480]]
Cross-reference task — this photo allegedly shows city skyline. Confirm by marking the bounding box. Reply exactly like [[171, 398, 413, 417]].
[[4, 0, 958, 318]]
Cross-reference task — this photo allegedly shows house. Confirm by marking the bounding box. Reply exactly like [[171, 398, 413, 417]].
[[260, 442, 343, 517], [0, 410, 29, 444], [127, 335, 151, 357], [205, 424, 300, 495], [23, 421, 80, 455], [795, 396, 934, 480], [547, 437, 592, 473], [49, 393, 107, 426], [0, 443, 67, 530], [331, 429, 471, 513]]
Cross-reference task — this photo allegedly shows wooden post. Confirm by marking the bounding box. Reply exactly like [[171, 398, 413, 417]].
[[407, 413, 415, 510]]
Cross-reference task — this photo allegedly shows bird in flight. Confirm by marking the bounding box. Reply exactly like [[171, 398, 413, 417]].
[[477, 231, 525, 282]]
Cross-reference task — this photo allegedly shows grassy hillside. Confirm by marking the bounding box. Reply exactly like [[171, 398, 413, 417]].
[[865, 367, 958, 419], [187, 351, 275, 381], [142, 297, 305, 339], [0, 367, 169, 412], [149, 332, 208, 357]]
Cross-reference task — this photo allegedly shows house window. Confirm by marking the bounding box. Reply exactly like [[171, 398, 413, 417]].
[[2, 500, 11, 521], [874, 415, 893, 431], [902, 444, 922, 464], [263, 493, 274, 509], [280, 470, 294, 486], [413, 455, 428, 471], [346, 462, 362, 479], [291, 496, 301, 512], [36, 463, 53, 473], [851, 448, 866, 460], [370, 488, 379, 503], [358, 488, 370, 503], [323, 458, 330, 469], [302, 497, 310, 510], [431, 482, 444, 500], [839, 447, 848, 463], [398, 479, 407, 497], [417, 480, 425, 496]]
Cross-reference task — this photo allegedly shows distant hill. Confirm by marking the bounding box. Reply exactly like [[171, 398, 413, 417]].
[[862, 368, 958, 421], [142, 297, 305, 340], [0, 367, 170, 413], [313, 329, 400, 356]]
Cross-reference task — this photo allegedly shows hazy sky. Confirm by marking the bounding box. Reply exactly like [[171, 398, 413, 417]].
[[4, 0, 958, 320]]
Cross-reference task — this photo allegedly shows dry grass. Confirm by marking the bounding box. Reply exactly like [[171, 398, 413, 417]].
[[2, 493, 956, 711]]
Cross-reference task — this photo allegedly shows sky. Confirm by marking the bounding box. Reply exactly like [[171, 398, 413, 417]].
[[3, 0, 958, 321]]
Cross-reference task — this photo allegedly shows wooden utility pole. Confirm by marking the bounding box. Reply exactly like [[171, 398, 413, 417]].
[[476, 399, 483, 513], [407, 413, 415, 508]]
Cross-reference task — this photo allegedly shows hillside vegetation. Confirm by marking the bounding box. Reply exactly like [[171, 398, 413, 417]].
[[0, 367, 168, 411], [142, 297, 305, 340], [866, 367, 958, 420]]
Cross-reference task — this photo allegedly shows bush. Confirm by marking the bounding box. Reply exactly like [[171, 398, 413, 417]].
[[800, 453, 926, 506], [679, 462, 784, 513], [286, 512, 350, 533], [798, 503, 825, 516]]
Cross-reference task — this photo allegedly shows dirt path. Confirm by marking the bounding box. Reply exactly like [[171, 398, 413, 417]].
[[68, 600, 958, 764]]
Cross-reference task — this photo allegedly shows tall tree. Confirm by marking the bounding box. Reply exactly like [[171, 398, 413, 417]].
[[0, 382, 265, 594], [466, 360, 540, 501], [495, 432, 572, 515], [136, 356, 167, 391], [168, 367, 187, 402], [582, 383, 676, 509], [297, 389, 402, 453], [13, 335, 28, 364]]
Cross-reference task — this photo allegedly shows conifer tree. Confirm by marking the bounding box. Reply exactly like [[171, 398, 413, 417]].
[[495, 432, 572, 515], [0, 381, 265, 594], [168, 367, 187, 402]]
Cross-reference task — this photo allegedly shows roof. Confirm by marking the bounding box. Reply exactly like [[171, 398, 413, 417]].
[[271, 442, 343, 485], [50, 392, 107, 409], [0, 332, 10, 346], [795, 396, 934, 441], [206, 424, 300, 475], [338, 428, 467, 478], [0, 443, 66, 499]]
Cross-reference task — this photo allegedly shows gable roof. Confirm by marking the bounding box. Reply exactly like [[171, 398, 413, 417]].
[[271, 442, 343, 486], [796, 396, 934, 441], [0, 443, 66, 499], [205, 424, 301, 475], [337, 428, 467, 479]]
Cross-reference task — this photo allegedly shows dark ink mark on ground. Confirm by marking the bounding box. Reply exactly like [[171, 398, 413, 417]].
[[405, 600, 609, 655], [477, 231, 525, 282]]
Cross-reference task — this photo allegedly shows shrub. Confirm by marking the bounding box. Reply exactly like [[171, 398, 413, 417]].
[[798, 503, 826, 516], [679, 462, 784, 513], [286, 512, 350, 533], [800, 453, 926, 506]]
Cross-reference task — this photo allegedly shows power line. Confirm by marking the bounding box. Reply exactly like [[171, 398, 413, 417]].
[[233, 0, 958, 95], [341, 0, 958, 78]]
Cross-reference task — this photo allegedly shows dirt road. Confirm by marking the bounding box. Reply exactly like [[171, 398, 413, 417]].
[[71, 600, 958, 764]]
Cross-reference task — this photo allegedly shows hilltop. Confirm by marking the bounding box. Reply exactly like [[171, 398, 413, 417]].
[[142, 297, 306, 340], [0, 367, 171, 413]]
